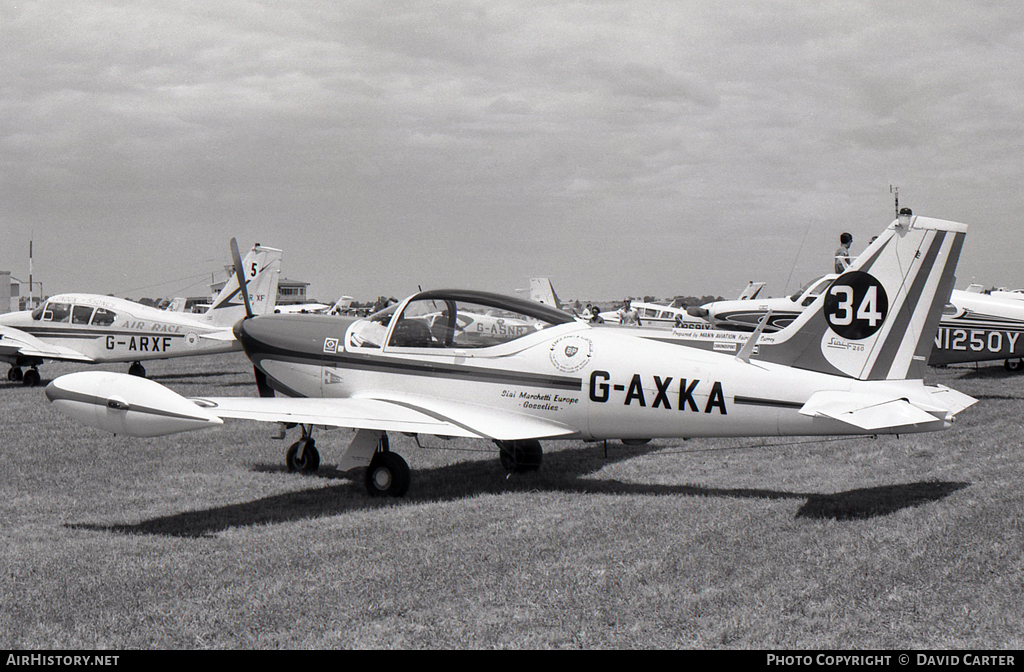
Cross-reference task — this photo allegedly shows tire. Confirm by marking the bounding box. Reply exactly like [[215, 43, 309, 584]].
[[22, 369, 40, 387], [286, 439, 320, 473], [497, 439, 543, 473], [364, 452, 410, 497]]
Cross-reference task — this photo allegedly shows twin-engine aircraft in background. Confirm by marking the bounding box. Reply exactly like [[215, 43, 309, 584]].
[[47, 214, 975, 498], [1, 242, 281, 386], [599, 282, 765, 329]]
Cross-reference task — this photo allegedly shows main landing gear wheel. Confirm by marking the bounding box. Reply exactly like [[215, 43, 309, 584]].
[[364, 451, 410, 497], [1005, 358, 1023, 373], [128, 362, 146, 378], [496, 439, 543, 473], [7, 367, 23, 382], [286, 438, 320, 473], [22, 369, 41, 387]]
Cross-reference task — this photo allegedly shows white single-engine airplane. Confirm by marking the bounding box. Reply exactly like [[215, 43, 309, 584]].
[[1, 241, 281, 386], [46, 215, 975, 498]]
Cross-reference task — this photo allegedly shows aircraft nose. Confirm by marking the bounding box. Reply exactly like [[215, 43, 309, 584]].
[[232, 318, 246, 341], [686, 306, 709, 318]]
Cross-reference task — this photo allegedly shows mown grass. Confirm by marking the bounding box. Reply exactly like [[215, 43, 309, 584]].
[[1, 354, 1022, 648]]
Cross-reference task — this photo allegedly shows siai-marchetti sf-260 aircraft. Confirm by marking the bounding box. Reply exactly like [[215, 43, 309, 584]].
[[45, 215, 975, 498], [1, 240, 281, 386]]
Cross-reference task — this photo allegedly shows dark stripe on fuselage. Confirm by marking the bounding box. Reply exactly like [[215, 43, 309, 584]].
[[733, 396, 805, 410], [13, 327, 188, 340], [243, 335, 583, 392]]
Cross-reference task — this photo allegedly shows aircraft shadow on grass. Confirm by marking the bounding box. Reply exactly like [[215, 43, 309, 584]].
[[67, 442, 970, 538]]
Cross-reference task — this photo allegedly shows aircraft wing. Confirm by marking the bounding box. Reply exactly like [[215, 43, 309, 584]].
[[201, 393, 578, 441], [45, 371, 578, 440], [0, 326, 95, 363]]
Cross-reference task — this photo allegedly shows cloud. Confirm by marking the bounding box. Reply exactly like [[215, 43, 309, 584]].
[[2, 1, 1023, 300]]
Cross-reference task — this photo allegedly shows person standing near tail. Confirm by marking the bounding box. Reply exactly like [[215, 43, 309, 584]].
[[834, 232, 853, 273]]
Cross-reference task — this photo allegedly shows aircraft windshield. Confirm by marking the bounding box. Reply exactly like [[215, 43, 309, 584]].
[[789, 277, 832, 303], [40, 301, 72, 323], [349, 290, 574, 350]]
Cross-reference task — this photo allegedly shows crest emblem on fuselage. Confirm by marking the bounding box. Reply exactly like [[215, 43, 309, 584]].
[[324, 337, 339, 354], [549, 335, 593, 373]]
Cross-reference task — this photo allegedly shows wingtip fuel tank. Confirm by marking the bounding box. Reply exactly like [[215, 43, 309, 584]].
[[45, 371, 223, 437]]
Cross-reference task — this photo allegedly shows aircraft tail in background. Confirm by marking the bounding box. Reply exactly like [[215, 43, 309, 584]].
[[529, 278, 563, 309], [762, 214, 966, 381], [736, 281, 766, 300], [202, 242, 282, 327]]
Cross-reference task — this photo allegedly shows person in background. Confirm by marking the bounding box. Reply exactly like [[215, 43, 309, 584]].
[[834, 232, 853, 273], [618, 299, 641, 326]]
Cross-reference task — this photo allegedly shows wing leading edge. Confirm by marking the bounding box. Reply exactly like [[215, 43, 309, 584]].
[[45, 371, 577, 441]]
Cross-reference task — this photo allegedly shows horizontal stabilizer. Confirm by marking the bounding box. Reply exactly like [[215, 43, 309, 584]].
[[199, 329, 237, 342], [925, 384, 977, 416], [798, 385, 976, 431]]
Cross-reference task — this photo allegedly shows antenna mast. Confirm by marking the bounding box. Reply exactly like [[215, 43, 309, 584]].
[[890, 185, 899, 218]]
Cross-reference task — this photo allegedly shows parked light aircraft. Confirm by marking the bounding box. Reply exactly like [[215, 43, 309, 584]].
[[691, 273, 1024, 372], [46, 215, 974, 498], [689, 275, 839, 332], [599, 282, 765, 329], [273, 295, 357, 315], [1, 241, 281, 386]]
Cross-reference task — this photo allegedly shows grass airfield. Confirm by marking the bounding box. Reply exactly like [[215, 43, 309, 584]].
[[1, 352, 1022, 649]]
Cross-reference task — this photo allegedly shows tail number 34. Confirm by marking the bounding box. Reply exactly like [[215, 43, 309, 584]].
[[823, 271, 889, 340]]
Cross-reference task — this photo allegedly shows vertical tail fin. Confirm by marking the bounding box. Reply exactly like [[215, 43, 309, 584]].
[[736, 281, 766, 300], [766, 215, 966, 380], [203, 242, 283, 326], [529, 278, 562, 309]]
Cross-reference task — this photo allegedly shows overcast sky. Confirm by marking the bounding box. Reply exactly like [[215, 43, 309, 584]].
[[2, 1, 1022, 305]]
